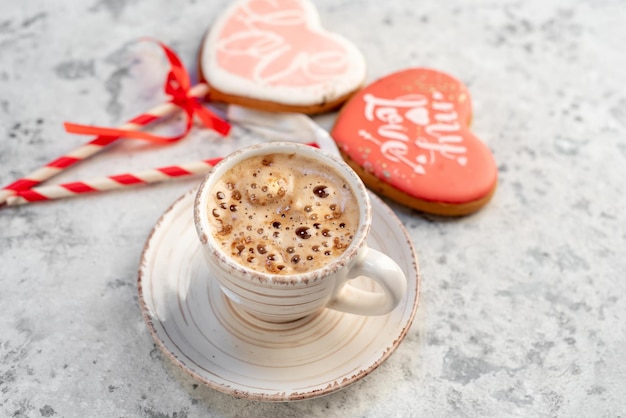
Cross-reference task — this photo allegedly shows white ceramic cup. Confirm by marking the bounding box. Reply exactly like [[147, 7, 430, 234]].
[[194, 142, 407, 323]]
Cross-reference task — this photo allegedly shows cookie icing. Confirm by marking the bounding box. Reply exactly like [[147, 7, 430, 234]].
[[201, 0, 366, 106], [331, 68, 497, 205]]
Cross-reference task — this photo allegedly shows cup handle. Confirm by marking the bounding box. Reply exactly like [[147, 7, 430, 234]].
[[328, 246, 408, 315]]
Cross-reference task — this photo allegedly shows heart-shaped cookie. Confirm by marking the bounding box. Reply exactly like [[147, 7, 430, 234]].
[[331, 68, 497, 216], [199, 0, 367, 114]]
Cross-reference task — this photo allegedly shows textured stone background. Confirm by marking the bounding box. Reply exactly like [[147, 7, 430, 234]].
[[1, 0, 625, 416]]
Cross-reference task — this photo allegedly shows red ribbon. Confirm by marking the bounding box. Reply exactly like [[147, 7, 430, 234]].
[[64, 40, 230, 143]]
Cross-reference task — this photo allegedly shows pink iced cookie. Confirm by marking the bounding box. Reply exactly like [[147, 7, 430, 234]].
[[199, 0, 367, 114]]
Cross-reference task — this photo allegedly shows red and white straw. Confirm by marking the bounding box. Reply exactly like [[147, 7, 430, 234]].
[[5, 156, 223, 206], [0, 83, 210, 206], [4, 141, 318, 207]]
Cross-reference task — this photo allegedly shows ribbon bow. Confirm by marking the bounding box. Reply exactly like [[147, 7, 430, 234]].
[[64, 40, 230, 143]]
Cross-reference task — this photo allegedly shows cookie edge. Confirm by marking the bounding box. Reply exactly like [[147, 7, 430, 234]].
[[341, 150, 497, 216]]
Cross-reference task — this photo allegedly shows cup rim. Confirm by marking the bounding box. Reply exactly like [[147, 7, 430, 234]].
[[194, 141, 372, 285]]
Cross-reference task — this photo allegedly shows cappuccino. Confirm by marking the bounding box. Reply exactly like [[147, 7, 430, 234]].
[[206, 152, 358, 274]]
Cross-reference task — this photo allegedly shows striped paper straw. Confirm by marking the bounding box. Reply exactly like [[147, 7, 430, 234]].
[[5, 156, 223, 206], [4, 141, 318, 207], [0, 83, 210, 206]]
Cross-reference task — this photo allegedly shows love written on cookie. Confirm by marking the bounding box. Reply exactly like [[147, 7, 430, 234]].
[[331, 68, 497, 216], [200, 0, 366, 114]]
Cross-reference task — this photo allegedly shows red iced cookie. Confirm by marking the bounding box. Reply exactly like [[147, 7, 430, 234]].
[[331, 68, 497, 216]]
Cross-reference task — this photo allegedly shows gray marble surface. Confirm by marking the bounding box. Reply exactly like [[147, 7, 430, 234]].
[[1, 0, 625, 416]]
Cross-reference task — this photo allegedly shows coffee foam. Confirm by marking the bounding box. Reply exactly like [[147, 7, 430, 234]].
[[207, 152, 358, 274]]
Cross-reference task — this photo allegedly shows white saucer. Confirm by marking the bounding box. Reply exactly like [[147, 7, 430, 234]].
[[138, 187, 420, 401]]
